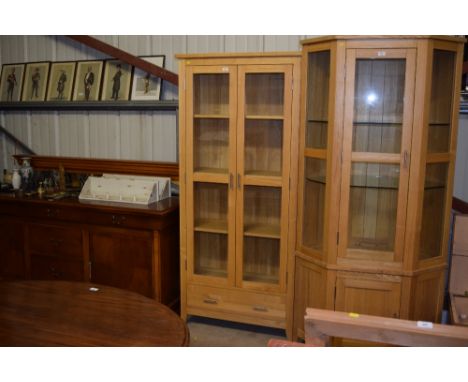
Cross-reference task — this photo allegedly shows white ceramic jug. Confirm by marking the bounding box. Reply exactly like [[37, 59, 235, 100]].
[[12, 169, 21, 190]]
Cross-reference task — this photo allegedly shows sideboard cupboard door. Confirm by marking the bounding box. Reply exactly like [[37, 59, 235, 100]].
[[0, 217, 26, 280], [89, 227, 153, 298]]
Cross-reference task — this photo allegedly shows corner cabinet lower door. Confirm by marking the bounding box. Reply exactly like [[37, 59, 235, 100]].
[[335, 271, 402, 319], [292, 257, 328, 339], [89, 227, 154, 298], [186, 284, 286, 329]]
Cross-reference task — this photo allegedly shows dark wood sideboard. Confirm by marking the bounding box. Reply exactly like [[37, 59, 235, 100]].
[[0, 193, 180, 311]]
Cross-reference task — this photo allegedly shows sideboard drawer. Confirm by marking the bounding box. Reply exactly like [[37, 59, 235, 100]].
[[28, 224, 83, 259], [187, 284, 286, 328]]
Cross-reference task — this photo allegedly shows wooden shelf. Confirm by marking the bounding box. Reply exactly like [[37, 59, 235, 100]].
[[0, 100, 178, 111], [243, 273, 278, 284], [244, 224, 280, 239], [194, 219, 228, 234], [193, 114, 229, 119], [245, 115, 284, 120]]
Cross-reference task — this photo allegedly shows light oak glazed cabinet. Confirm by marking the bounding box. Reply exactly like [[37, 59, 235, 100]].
[[178, 53, 300, 331], [291, 36, 465, 339]]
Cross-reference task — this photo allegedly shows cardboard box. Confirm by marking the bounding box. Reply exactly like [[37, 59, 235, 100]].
[[453, 215, 468, 256], [449, 214, 468, 326]]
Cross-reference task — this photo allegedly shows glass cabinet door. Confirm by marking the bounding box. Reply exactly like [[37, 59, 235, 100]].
[[338, 49, 416, 263], [419, 47, 457, 261], [186, 66, 237, 286], [301, 49, 331, 257], [236, 65, 293, 291]]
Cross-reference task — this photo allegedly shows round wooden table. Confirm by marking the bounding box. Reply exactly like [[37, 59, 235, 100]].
[[0, 280, 189, 346]]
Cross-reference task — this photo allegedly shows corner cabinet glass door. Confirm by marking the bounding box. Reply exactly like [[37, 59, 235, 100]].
[[338, 49, 416, 264], [236, 65, 292, 292], [419, 45, 458, 261], [186, 65, 237, 286]]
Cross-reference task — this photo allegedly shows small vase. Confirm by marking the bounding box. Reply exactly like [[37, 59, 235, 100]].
[[12, 169, 21, 190], [20, 157, 33, 181]]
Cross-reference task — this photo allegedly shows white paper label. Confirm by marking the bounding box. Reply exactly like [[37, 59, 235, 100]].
[[377, 51, 386, 57], [417, 321, 433, 329]]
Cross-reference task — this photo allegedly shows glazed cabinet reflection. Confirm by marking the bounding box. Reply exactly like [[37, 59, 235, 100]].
[[292, 36, 465, 339], [179, 53, 300, 330]]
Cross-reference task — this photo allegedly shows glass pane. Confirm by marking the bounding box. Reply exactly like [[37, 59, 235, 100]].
[[245, 73, 284, 116], [302, 158, 326, 251], [243, 237, 279, 284], [193, 182, 228, 277], [353, 59, 406, 153], [348, 163, 400, 252], [194, 74, 229, 116], [428, 50, 455, 153], [419, 163, 449, 260], [306, 51, 330, 149], [243, 186, 281, 284], [243, 186, 281, 238], [244, 119, 283, 176], [195, 232, 227, 277], [194, 118, 229, 173]]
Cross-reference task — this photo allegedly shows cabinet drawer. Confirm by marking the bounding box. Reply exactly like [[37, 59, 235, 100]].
[[187, 284, 286, 327], [28, 224, 83, 258]]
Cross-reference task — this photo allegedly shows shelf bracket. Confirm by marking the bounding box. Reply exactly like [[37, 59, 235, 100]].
[[66, 35, 179, 86]]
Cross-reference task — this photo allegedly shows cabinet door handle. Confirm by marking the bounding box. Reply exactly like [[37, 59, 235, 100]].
[[229, 173, 234, 190], [203, 298, 218, 305], [237, 173, 241, 190], [252, 305, 268, 312]]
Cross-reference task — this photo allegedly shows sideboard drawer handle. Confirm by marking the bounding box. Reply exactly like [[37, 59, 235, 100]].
[[253, 305, 268, 312], [203, 298, 218, 305]]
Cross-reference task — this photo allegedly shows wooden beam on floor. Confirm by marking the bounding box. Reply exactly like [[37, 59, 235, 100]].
[[67, 35, 179, 86], [305, 308, 468, 347]]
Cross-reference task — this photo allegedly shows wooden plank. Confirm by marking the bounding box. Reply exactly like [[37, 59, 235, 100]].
[[67, 35, 178, 86], [305, 307, 468, 346]]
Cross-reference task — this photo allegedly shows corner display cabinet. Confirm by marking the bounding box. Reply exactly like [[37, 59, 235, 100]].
[[178, 53, 300, 331], [291, 36, 465, 339]]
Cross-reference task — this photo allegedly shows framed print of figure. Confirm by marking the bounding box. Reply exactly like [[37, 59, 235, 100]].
[[130, 55, 165, 101], [46, 61, 76, 101], [101, 60, 132, 101], [21, 62, 50, 101], [72, 60, 104, 101], [0, 63, 25, 102]]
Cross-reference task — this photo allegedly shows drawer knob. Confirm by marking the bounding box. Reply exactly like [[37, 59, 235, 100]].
[[252, 305, 268, 312], [203, 298, 218, 305]]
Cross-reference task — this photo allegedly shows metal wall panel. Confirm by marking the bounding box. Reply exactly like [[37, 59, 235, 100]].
[[224, 35, 264, 52], [454, 115, 468, 202]]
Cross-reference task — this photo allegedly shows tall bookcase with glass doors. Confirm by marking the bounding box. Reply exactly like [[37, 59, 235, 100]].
[[291, 36, 465, 339], [178, 53, 300, 331]]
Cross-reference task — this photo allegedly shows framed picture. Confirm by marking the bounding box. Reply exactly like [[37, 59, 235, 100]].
[[130, 55, 165, 101], [72, 60, 104, 101], [0, 63, 25, 102], [21, 62, 50, 101], [101, 60, 132, 101], [46, 61, 76, 101]]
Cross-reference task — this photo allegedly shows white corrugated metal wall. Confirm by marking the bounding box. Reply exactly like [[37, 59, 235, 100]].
[[1, 35, 467, 202], [0, 35, 310, 172]]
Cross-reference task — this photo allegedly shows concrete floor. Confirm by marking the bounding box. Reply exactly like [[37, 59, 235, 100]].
[[187, 316, 287, 346]]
